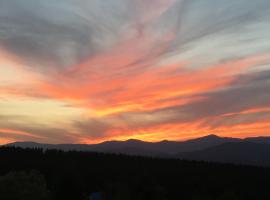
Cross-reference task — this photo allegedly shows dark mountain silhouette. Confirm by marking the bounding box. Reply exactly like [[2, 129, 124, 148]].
[[178, 142, 270, 166], [6, 134, 239, 155], [244, 136, 270, 144], [5, 134, 270, 166]]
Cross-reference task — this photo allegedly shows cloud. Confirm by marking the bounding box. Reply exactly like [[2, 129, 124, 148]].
[[0, 0, 270, 143], [0, 0, 131, 71], [89, 67, 270, 140], [0, 125, 76, 144], [73, 118, 112, 140], [0, 112, 60, 143], [139, 69, 270, 128]]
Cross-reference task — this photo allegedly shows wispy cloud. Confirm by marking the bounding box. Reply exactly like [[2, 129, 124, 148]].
[[0, 0, 270, 143]]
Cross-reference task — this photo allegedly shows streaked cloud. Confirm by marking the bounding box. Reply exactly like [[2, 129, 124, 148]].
[[0, 0, 270, 144]]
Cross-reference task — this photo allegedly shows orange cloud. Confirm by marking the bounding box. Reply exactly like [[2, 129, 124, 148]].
[[77, 100, 270, 143], [221, 107, 270, 117], [0, 128, 46, 144], [1, 0, 270, 145], [1, 35, 270, 144], [0, 128, 45, 138], [39, 54, 269, 117], [78, 119, 270, 144], [0, 138, 14, 145]]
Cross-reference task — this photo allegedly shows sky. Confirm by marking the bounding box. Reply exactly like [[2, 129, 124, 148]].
[[0, 0, 270, 144]]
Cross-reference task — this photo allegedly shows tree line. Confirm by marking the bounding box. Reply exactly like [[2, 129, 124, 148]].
[[0, 147, 270, 200]]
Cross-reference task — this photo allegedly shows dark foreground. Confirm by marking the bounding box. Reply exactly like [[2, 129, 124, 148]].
[[0, 147, 270, 200]]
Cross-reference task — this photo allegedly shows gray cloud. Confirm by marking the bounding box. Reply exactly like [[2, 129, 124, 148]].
[[159, 70, 270, 126], [0, 116, 76, 143], [201, 111, 270, 129], [0, 0, 131, 71], [1, 0, 270, 73], [171, 0, 270, 45], [152, 0, 270, 67], [110, 70, 270, 130], [74, 118, 112, 139]]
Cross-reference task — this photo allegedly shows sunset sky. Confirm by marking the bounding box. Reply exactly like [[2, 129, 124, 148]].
[[0, 0, 270, 144]]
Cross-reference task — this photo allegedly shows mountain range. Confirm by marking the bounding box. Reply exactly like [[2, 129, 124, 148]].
[[4, 134, 270, 166]]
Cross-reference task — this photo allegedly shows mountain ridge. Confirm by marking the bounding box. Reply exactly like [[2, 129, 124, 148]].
[[5, 134, 270, 166]]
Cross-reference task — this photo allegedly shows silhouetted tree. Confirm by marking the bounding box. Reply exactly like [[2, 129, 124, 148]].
[[0, 170, 50, 200], [0, 147, 270, 200]]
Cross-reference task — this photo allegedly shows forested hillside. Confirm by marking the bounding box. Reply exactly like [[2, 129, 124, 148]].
[[0, 147, 270, 200]]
